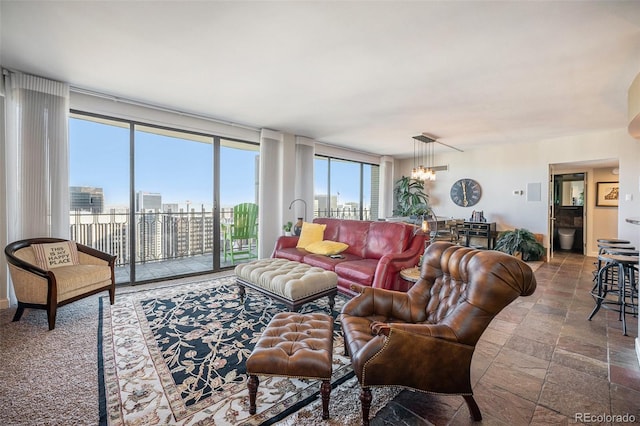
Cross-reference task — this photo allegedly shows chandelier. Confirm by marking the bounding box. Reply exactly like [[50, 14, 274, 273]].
[[411, 134, 437, 181]]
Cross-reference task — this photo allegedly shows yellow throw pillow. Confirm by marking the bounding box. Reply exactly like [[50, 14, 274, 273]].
[[32, 241, 80, 270], [305, 240, 349, 256], [296, 222, 327, 249]]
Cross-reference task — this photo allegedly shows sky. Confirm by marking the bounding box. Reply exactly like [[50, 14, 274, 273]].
[[69, 116, 370, 213], [69, 117, 258, 210]]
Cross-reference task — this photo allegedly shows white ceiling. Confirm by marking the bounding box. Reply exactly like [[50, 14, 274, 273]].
[[2, 1, 640, 158]]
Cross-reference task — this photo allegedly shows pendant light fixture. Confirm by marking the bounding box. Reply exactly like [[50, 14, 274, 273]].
[[411, 134, 437, 181]]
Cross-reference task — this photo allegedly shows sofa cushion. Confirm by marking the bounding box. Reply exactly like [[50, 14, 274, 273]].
[[305, 240, 349, 256], [338, 220, 371, 258], [273, 247, 308, 262], [365, 222, 412, 260], [313, 218, 341, 241], [334, 259, 379, 286], [296, 222, 326, 249], [303, 252, 362, 271]]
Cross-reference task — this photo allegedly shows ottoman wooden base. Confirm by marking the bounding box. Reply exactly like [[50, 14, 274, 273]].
[[246, 312, 334, 419], [235, 259, 338, 312]]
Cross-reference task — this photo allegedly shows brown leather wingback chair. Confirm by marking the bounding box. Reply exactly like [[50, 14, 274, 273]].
[[340, 241, 537, 425]]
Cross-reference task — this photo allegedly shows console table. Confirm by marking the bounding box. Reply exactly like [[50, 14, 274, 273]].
[[461, 221, 497, 250]]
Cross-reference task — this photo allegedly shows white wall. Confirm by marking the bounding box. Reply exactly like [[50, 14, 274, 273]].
[[397, 128, 640, 256]]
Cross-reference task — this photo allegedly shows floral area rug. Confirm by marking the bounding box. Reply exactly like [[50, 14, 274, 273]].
[[98, 275, 356, 425]]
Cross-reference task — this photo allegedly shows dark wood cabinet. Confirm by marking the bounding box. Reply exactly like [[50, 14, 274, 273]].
[[461, 222, 496, 250]]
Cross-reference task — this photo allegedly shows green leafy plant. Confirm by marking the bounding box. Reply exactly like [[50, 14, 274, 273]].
[[282, 221, 293, 232], [393, 176, 431, 217], [494, 228, 545, 261]]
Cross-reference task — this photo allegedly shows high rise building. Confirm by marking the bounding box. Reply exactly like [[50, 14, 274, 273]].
[[136, 191, 162, 212], [70, 186, 104, 213]]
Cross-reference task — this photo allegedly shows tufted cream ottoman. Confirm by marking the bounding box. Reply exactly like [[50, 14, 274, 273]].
[[234, 258, 338, 312], [246, 312, 334, 419]]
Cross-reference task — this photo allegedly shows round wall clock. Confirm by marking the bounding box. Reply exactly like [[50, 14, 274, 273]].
[[450, 178, 481, 207]]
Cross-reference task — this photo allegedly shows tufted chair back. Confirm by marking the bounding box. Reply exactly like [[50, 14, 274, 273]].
[[340, 241, 537, 425], [405, 241, 536, 345]]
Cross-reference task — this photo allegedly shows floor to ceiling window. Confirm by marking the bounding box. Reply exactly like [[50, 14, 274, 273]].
[[134, 125, 214, 281], [69, 112, 258, 284], [314, 155, 379, 220], [219, 139, 260, 267], [69, 114, 131, 283]]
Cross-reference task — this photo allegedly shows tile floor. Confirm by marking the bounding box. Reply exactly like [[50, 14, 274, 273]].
[[371, 251, 640, 425]]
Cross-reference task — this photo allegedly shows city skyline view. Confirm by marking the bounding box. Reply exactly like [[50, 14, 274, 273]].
[[69, 116, 372, 215]]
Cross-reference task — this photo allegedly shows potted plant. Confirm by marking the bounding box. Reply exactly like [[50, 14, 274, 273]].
[[282, 221, 293, 236], [494, 228, 545, 261], [393, 176, 432, 219]]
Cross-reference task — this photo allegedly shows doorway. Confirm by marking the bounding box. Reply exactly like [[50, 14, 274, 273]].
[[551, 173, 586, 255]]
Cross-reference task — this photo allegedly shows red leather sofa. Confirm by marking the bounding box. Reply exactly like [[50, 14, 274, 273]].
[[271, 218, 426, 297]]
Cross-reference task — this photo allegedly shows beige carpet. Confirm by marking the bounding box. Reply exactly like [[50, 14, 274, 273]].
[[0, 272, 398, 426]]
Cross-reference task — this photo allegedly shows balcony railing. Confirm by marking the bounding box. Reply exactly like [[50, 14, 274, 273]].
[[70, 207, 372, 268]]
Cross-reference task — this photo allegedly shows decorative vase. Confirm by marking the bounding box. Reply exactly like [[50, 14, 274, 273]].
[[293, 218, 303, 236]]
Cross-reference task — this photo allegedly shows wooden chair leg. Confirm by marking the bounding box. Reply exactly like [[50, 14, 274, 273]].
[[463, 394, 482, 421], [47, 306, 57, 331], [248, 374, 259, 414], [321, 379, 331, 420], [12, 304, 25, 322], [360, 387, 372, 426]]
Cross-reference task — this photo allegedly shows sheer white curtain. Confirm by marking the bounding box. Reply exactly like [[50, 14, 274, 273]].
[[294, 136, 315, 220], [3, 70, 70, 305]]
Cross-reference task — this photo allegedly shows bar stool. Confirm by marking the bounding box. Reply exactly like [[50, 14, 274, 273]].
[[594, 242, 636, 281], [588, 253, 638, 335], [597, 238, 631, 244]]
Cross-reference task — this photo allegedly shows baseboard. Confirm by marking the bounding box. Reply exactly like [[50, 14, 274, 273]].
[[0, 298, 9, 309]]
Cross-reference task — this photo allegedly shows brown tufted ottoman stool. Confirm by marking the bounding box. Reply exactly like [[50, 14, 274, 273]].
[[246, 312, 334, 419]]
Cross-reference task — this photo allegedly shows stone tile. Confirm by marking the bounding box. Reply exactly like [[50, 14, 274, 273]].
[[491, 347, 550, 380], [539, 379, 610, 418], [529, 405, 572, 425], [479, 327, 512, 346], [610, 364, 640, 392], [610, 383, 640, 419], [551, 348, 608, 380], [555, 335, 608, 363], [545, 362, 610, 402], [487, 318, 519, 335], [513, 323, 560, 346], [389, 390, 460, 425], [371, 401, 431, 426], [505, 335, 555, 361], [473, 381, 537, 425], [609, 345, 640, 371], [480, 362, 544, 402]]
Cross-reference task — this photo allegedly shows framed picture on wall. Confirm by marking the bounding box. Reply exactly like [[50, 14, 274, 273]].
[[596, 181, 619, 207]]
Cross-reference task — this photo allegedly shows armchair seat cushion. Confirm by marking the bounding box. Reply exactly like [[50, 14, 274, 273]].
[[53, 264, 114, 301]]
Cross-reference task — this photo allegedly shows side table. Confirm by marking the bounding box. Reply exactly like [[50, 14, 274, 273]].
[[400, 267, 421, 284]]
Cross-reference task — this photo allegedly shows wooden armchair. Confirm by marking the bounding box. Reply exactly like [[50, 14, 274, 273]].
[[340, 241, 537, 424], [5, 238, 116, 330]]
